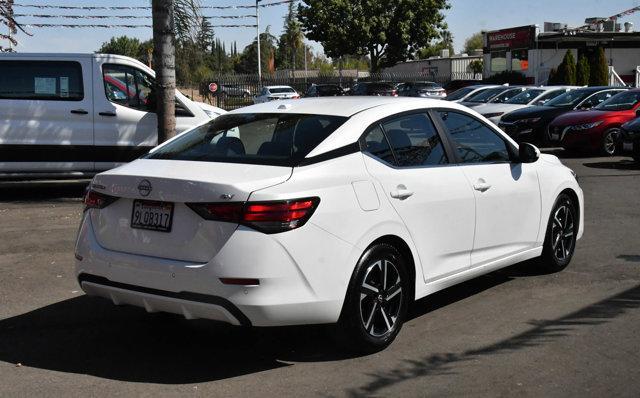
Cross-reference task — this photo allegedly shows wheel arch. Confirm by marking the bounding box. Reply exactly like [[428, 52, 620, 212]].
[[365, 235, 417, 302]]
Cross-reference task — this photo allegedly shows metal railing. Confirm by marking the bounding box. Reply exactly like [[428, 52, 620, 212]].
[[609, 66, 626, 87]]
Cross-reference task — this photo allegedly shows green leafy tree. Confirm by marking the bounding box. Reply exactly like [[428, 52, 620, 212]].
[[576, 54, 590, 86], [468, 59, 483, 78], [590, 47, 609, 86], [463, 32, 484, 54], [236, 27, 278, 74], [98, 36, 143, 59], [298, 0, 450, 72], [277, 2, 306, 70], [418, 30, 454, 59], [556, 50, 576, 85]]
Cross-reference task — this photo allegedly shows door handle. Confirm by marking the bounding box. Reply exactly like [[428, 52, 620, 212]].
[[99, 111, 117, 117], [70, 109, 88, 115], [473, 179, 492, 192], [390, 185, 414, 200]]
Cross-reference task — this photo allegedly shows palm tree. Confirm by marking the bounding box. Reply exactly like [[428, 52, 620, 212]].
[[151, 0, 200, 143]]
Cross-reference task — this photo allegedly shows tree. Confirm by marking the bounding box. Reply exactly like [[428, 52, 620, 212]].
[[547, 68, 558, 85], [98, 36, 143, 59], [556, 50, 576, 85], [298, 0, 450, 72], [277, 2, 305, 70], [576, 54, 590, 86], [417, 30, 454, 59], [590, 47, 609, 86], [236, 27, 278, 74], [1, 0, 30, 52], [151, 0, 200, 143], [468, 59, 483, 78], [463, 32, 483, 54]]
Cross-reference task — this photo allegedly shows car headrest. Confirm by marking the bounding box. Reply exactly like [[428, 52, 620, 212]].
[[294, 118, 326, 152], [216, 136, 245, 156], [385, 129, 412, 149]]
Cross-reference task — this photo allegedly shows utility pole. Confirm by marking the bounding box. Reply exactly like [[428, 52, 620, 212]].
[[256, 0, 261, 80]]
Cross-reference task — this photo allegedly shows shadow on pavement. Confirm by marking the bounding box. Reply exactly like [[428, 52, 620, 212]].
[[618, 255, 640, 263], [0, 181, 88, 202], [583, 159, 640, 171], [347, 284, 640, 397]]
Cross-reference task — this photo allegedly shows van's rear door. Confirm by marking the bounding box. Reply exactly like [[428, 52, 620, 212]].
[[0, 54, 94, 174]]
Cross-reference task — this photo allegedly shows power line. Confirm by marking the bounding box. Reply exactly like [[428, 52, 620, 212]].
[[14, 14, 257, 20], [13, 1, 295, 10], [24, 23, 258, 29]]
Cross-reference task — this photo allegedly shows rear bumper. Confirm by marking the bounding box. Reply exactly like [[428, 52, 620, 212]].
[[74, 213, 354, 327]]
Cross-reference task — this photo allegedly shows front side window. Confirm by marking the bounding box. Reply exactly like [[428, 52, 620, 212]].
[[0, 60, 84, 101], [146, 113, 347, 167], [381, 113, 448, 167], [491, 88, 525, 103], [506, 89, 545, 105], [437, 111, 511, 164], [547, 90, 593, 108], [103, 64, 154, 111]]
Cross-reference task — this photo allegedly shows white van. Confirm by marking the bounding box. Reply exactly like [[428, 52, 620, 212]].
[[0, 53, 224, 179]]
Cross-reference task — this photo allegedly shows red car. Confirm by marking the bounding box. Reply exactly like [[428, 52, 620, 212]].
[[548, 89, 640, 156]]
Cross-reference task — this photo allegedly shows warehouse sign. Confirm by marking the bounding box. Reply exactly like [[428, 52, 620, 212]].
[[486, 25, 536, 50]]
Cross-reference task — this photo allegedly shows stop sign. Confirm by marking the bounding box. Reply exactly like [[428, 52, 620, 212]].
[[208, 82, 218, 93]]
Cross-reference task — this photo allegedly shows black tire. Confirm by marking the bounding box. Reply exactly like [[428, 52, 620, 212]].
[[337, 243, 410, 353], [601, 128, 621, 156], [538, 193, 578, 272]]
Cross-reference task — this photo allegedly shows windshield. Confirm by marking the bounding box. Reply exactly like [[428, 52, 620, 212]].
[[466, 87, 509, 103], [446, 86, 477, 101], [595, 91, 640, 111], [489, 88, 523, 103], [146, 113, 347, 167], [546, 90, 592, 108], [506, 89, 545, 105], [414, 82, 440, 90]]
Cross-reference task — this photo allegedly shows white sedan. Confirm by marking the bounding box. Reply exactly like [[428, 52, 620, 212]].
[[253, 85, 300, 104], [75, 97, 584, 352]]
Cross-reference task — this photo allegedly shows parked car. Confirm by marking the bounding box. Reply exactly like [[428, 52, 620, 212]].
[[350, 82, 398, 96], [397, 81, 446, 98], [445, 84, 500, 103], [476, 86, 575, 125], [0, 53, 218, 180], [498, 87, 628, 146], [305, 84, 345, 97], [619, 117, 640, 162], [218, 84, 252, 98], [253, 86, 300, 104], [443, 79, 482, 94], [548, 89, 640, 156], [460, 86, 525, 108], [75, 97, 583, 352]]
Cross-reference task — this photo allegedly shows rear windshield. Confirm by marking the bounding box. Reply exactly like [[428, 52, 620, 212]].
[[269, 87, 296, 94], [446, 87, 476, 101], [506, 89, 545, 105], [145, 113, 347, 167], [595, 91, 640, 111]]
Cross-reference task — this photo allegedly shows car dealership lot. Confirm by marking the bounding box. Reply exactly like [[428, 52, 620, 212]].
[[0, 155, 639, 397]]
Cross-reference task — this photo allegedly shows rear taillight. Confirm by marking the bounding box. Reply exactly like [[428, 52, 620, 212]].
[[83, 190, 118, 210], [187, 197, 320, 234], [391, 90, 398, 97]]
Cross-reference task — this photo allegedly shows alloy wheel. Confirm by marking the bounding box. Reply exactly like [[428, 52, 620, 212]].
[[603, 129, 620, 156], [551, 203, 575, 262], [359, 259, 403, 338]]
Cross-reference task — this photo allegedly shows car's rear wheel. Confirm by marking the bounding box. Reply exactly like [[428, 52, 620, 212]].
[[538, 193, 578, 272], [602, 128, 621, 156], [337, 243, 409, 353]]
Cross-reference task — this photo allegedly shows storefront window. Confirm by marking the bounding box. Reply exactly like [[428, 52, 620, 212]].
[[511, 49, 529, 71], [491, 51, 507, 72]]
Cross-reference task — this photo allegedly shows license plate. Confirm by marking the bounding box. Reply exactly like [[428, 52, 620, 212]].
[[623, 142, 633, 152], [131, 200, 174, 232]]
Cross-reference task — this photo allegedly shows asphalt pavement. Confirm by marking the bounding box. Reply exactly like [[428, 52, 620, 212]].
[[0, 155, 639, 397]]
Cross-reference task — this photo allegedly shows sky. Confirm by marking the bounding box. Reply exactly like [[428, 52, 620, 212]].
[[9, 0, 640, 57]]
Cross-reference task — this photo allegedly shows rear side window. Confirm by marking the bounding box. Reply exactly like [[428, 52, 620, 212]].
[[0, 60, 84, 101], [363, 125, 395, 164], [382, 114, 448, 167], [438, 111, 511, 164], [146, 113, 347, 167]]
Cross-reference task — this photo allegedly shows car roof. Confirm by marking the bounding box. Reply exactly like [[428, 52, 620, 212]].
[[264, 85, 295, 89], [229, 97, 402, 117]]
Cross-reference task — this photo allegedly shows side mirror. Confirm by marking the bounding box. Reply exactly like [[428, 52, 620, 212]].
[[518, 142, 540, 163]]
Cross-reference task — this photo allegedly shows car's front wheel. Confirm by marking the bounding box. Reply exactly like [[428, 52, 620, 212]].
[[602, 128, 621, 156], [538, 193, 578, 272], [337, 243, 410, 353]]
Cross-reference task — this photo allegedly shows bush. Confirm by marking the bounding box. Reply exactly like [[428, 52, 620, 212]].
[[576, 55, 590, 86], [590, 47, 609, 86], [547, 68, 558, 85], [556, 50, 576, 85], [484, 70, 528, 85]]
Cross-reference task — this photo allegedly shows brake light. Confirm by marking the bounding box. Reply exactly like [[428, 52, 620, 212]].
[[187, 197, 320, 234], [391, 90, 398, 97], [83, 190, 118, 210]]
